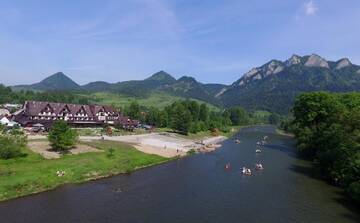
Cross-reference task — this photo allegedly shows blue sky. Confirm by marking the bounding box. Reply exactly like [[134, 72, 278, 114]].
[[1, 0, 359, 85]]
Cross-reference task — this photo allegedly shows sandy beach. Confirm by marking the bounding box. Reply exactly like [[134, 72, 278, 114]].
[[29, 133, 227, 158], [80, 133, 227, 157]]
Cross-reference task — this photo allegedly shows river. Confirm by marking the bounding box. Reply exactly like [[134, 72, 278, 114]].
[[0, 126, 359, 223]]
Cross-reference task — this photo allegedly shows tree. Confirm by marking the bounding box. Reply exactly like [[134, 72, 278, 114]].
[[292, 92, 360, 203], [158, 110, 168, 127], [199, 103, 209, 122], [48, 120, 78, 152], [189, 122, 201, 134], [169, 102, 192, 134], [186, 100, 200, 121], [126, 101, 141, 120], [268, 113, 281, 125], [146, 107, 160, 126], [227, 107, 249, 126], [292, 92, 344, 158]]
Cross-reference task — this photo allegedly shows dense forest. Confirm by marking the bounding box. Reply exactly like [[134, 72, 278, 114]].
[[0, 84, 89, 106], [122, 100, 271, 135], [291, 92, 360, 203]]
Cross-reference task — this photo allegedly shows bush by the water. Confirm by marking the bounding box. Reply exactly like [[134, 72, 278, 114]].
[[48, 120, 78, 152], [0, 134, 26, 159], [292, 92, 360, 203]]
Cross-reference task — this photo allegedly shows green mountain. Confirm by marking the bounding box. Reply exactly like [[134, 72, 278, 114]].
[[14, 72, 81, 91], [162, 76, 222, 105], [145, 70, 177, 84], [82, 71, 175, 96], [82, 71, 222, 105], [219, 54, 360, 114], [203, 83, 227, 97], [11, 54, 360, 114], [81, 81, 112, 92]]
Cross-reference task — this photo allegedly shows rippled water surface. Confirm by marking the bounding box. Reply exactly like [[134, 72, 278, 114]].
[[0, 126, 359, 223]]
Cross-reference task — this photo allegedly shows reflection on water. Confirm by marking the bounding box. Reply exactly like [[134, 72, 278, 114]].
[[0, 126, 358, 223]]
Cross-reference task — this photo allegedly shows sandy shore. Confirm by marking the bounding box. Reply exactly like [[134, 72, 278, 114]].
[[29, 133, 227, 158]]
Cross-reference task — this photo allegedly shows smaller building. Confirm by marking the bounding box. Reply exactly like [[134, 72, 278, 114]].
[[0, 108, 10, 116], [0, 116, 10, 125], [0, 116, 19, 128], [2, 104, 22, 111]]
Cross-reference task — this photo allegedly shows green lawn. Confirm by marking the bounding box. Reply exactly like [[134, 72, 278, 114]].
[[0, 140, 169, 201]]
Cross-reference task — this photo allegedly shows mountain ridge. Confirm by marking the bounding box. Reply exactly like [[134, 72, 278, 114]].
[[11, 54, 360, 114], [219, 54, 360, 114]]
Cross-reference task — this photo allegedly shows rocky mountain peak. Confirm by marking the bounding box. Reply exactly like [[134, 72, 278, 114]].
[[335, 58, 352, 70], [304, 54, 329, 68], [242, 68, 259, 79], [265, 60, 284, 75], [285, 54, 302, 66]]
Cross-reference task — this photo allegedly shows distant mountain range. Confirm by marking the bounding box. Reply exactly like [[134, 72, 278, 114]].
[[12, 54, 360, 114], [15, 72, 81, 91]]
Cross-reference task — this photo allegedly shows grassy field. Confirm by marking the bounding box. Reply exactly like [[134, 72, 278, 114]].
[[0, 140, 169, 201], [78, 91, 221, 111]]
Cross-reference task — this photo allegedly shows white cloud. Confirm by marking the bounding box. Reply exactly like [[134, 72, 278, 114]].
[[304, 1, 318, 15]]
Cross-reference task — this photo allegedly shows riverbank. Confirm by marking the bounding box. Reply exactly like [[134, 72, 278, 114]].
[[2, 126, 358, 223], [29, 131, 229, 158], [276, 128, 294, 137], [1, 131, 228, 202], [82, 133, 227, 158], [0, 140, 169, 202]]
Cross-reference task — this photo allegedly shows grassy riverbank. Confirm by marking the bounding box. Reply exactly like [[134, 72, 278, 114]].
[[0, 140, 169, 202], [275, 128, 294, 137], [155, 126, 243, 140]]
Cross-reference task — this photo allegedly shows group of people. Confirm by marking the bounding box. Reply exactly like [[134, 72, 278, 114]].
[[255, 135, 268, 153], [255, 163, 264, 170], [228, 135, 269, 176], [242, 167, 252, 175], [224, 164, 264, 175]]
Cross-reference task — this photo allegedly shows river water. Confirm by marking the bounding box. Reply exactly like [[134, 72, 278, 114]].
[[0, 126, 359, 223]]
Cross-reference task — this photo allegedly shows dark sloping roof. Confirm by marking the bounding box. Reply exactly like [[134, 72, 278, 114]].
[[24, 101, 117, 117]]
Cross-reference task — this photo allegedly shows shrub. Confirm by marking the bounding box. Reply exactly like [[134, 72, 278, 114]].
[[8, 128, 24, 136], [48, 120, 78, 152], [210, 128, 220, 136], [0, 134, 26, 159]]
